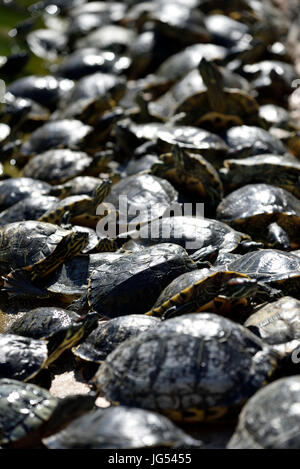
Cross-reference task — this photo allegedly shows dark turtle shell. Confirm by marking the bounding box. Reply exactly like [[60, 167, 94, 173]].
[[95, 313, 277, 422], [151, 147, 223, 209], [123, 216, 250, 255], [0, 334, 48, 381], [22, 149, 94, 184], [147, 267, 258, 318], [227, 249, 300, 298], [73, 314, 160, 363], [220, 154, 300, 198], [0, 177, 68, 211], [43, 405, 202, 449], [20, 119, 93, 158], [26, 29, 68, 61], [7, 75, 74, 110], [101, 174, 178, 234], [86, 244, 197, 318], [0, 195, 59, 226], [55, 48, 131, 80], [227, 376, 300, 449], [156, 125, 228, 168], [0, 220, 88, 280], [244, 296, 300, 346], [225, 125, 288, 158], [43, 252, 123, 302], [56, 72, 126, 123], [216, 184, 300, 248], [0, 378, 95, 448], [156, 43, 227, 81], [4, 308, 98, 365]]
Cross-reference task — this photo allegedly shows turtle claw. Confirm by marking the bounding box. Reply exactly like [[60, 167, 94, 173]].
[[2, 270, 49, 299]]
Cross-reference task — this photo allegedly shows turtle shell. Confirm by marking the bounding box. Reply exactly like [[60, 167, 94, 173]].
[[225, 125, 288, 158], [7, 75, 74, 110], [73, 314, 160, 363], [95, 313, 277, 421], [244, 296, 300, 346], [0, 378, 95, 448], [0, 195, 59, 226], [20, 119, 93, 158], [227, 249, 300, 298], [22, 149, 93, 184], [0, 220, 88, 278], [216, 184, 300, 248], [0, 177, 67, 211], [102, 174, 178, 234], [124, 216, 250, 255], [0, 334, 48, 382], [220, 154, 300, 198], [227, 376, 300, 449], [87, 244, 196, 317], [43, 405, 202, 449], [148, 267, 255, 318]]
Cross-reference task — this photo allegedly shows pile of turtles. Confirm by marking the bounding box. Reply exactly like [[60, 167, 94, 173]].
[[0, 0, 300, 450]]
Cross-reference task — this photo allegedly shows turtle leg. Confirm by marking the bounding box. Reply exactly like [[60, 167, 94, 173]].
[[254, 282, 283, 303], [190, 246, 219, 268], [161, 302, 196, 320], [2, 270, 49, 299], [267, 222, 290, 250]]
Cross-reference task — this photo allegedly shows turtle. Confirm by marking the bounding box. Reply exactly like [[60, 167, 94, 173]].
[[0, 334, 48, 382], [120, 154, 160, 178], [54, 48, 131, 80], [155, 125, 229, 169], [43, 405, 202, 449], [75, 243, 210, 318], [242, 60, 298, 106], [155, 43, 228, 82], [216, 183, 300, 249], [224, 125, 289, 158], [19, 119, 93, 159], [26, 28, 68, 61], [244, 296, 300, 347], [0, 220, 89, 296], [150, 145, 223, 209], [0, 378, 96, 448], [146, 266, 279, 320], [226, 249, 300, 299], [227, 376, 300, 449], [75, 24, 136, 53], [0, 195, 60, 227], [97, 174, 178, 235], [67, 1, 126, 39], [22, 149, 112, 185], [120, 215, 256, 256], [7, 75, 74, 110], [152, 3, 211, 43], [4, 308, 98, 366], [114, 119, 167, 158], [41, 252, 124, 303], [60, 176, 108, 197], [173, 58, 259, 130], [0, 93, 50, 133], [38, 178, 112, 228], [94, 313, 279, 422], [147, 65, 251, 122], [73, 315, 160, 364], [258, 104, 291, 129], [55, 72, 126, 124], [219, 154, 300, 198], [204, 14, 250, 49], [0, 177, 70, 211]]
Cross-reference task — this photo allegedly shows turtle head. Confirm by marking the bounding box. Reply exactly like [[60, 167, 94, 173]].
[[220, 276, 258, 299], [92, 179, 112, 207]]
